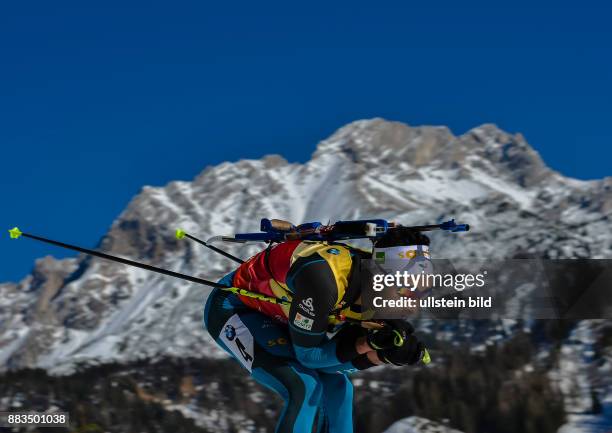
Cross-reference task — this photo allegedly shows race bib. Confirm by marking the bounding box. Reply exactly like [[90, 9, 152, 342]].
[[219, 314, 255, 372]]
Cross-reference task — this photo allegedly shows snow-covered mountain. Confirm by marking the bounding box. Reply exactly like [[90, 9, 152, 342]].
[[1, 118, 611, 431], [1, 118, 611, 371]]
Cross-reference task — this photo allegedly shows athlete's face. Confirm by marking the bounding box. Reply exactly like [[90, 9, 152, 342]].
[[367, 248, 434, 319]]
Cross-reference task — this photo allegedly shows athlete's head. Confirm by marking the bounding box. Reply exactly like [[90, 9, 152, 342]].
[[372, 227, 433, 296]]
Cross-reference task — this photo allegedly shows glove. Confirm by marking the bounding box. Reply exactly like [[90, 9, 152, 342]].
[[366, 320, 414, 350], [377, 334, 427, 366], [333, 324, 369, 363]]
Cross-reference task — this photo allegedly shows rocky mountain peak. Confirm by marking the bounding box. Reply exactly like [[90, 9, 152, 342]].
[[313, 118, 454, 167], [461, 124, 552, 188], [313, 118, 553, 189]]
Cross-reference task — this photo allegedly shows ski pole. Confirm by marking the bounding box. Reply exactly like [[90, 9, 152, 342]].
[[7, 227, 303, 306], [7, 227, 319, 309], [7, 227, 435, 346], [8, 227, 230, 288], [175, 229, 244, 264]]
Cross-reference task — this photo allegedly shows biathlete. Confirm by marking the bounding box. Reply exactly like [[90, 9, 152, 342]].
[[203, 227, 430, 433]]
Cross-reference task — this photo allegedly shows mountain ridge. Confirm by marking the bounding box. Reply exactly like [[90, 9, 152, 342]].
[[1, 117, 610, 374]]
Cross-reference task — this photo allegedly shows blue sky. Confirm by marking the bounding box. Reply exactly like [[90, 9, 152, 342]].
[[1, 1, 611, 281]]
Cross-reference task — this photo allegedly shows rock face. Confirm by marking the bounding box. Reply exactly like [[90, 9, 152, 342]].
[[0, 118, 610, 374]]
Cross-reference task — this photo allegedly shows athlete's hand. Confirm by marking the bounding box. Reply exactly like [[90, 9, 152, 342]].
[[366, 320, 414, 350], [377, 334, 427, 366]]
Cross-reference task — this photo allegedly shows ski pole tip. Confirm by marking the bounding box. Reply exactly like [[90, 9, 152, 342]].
[[8, 227, 23, 239], [175, 228, 186, 240]]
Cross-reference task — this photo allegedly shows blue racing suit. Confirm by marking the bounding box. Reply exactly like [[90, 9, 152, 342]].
[[204, 267, 375, 433]]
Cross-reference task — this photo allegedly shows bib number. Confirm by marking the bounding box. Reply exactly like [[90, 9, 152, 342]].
[[219, 314, 255, 372]]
